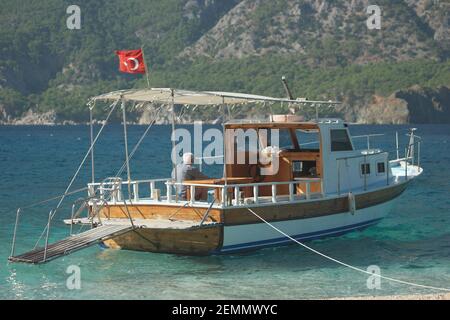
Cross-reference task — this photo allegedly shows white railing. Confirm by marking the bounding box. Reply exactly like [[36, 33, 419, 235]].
[[215, 178, 323, 207], [335, 133, 422, 195], [88, 177, 324, 208], [88, 178, 168, 203], [351, 134, 385, 150]]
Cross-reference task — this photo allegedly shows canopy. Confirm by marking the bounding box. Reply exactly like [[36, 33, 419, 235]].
[[89, 88, 340, 106]]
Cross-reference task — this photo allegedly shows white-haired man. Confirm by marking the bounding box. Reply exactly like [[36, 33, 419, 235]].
[[172, 152, 209, 200]]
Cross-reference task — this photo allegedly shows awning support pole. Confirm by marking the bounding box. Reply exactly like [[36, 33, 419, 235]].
[[89, 105, 95, 183], [171, 90, 178, 202], [222, 96, 228, 186], [122, 98, 132, 200]]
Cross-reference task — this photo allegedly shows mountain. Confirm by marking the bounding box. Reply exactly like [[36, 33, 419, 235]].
[[181, 0, 448, 63], [0, 0, 449, 124]]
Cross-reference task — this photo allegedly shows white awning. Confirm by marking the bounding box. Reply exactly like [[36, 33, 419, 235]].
[[89, 88, 340, 106]]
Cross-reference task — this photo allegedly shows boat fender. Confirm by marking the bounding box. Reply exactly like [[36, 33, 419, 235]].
[[348, 192, 356, 215]]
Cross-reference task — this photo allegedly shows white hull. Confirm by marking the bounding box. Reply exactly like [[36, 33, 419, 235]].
[[220, 198, 396, 253]]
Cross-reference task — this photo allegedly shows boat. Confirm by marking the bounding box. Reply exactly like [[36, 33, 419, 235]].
[[8, 87, 423, 263]]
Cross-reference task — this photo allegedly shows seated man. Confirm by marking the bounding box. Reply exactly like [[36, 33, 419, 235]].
[[172, 152, 209, 200]]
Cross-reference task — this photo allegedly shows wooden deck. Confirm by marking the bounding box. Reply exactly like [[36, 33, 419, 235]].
[[64, 217, 217, 229]]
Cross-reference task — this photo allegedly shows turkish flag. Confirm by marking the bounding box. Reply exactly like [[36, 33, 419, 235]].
[[115, 49, 146, 74]]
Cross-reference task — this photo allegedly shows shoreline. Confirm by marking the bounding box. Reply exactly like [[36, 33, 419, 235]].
[[1, 122, 447, 126], [331, 293, 450, 300]]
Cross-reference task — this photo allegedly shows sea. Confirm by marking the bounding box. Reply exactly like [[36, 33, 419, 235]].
[[0, 124, 449, 299]]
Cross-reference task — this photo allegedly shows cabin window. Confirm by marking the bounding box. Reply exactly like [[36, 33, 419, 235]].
[[330, 129, 353, 152], [278, 129, 294, 150], [361, 163, 370, 175], [293, 161, 302, 176], [233, 129, 258, 153], [292, 160, 317, 178], [259, 128, 293, 150], [296, 129, 320, 151], [377, 162, 386, 174]]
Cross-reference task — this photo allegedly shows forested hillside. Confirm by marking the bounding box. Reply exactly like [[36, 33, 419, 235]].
[[0, 0, 449, 124]]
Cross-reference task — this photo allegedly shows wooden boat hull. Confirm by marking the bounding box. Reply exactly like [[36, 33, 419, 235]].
[[101, 181, 408, 255], [102, 224, 223, 255]]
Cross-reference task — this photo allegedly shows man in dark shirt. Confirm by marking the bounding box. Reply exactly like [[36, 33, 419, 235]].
[[172, 153, 209, 200]]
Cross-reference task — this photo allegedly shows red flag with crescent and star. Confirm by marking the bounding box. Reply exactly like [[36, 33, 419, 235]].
[[115, 49, 147, 74]]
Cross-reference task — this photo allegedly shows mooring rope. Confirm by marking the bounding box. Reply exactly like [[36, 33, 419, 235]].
[[246, 207, 450, 293]]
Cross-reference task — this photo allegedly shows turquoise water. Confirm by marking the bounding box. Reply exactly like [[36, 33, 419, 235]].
[[1, 124, 449, 299]]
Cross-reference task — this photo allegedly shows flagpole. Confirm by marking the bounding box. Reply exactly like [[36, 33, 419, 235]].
[[141, 45, 151, 89]]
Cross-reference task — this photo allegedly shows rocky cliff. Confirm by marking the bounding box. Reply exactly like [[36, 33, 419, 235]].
[[359, 86, 450, 124], [397, 85, 450, 123]]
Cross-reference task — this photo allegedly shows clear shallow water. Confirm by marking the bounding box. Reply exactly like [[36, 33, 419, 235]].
[[0, 124, 449, 299]]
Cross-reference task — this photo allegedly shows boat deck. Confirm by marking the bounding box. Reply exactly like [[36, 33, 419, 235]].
[[65, 217, 219, 229]]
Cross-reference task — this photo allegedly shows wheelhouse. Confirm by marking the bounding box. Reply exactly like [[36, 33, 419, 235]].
[[223, 120, 324, 197]]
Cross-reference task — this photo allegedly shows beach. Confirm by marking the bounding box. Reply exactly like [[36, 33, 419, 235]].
[[334, 293, 450, 300]]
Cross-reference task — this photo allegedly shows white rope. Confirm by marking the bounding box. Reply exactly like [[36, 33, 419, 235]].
[[54, 100, 119, 213], [195, 155, 224, 160], [9, 187, 88, 213], [177, 104, 187, 122], [246, 207, 450, 293], [33, 100, 120, 249], [115, 105, 163, 178]]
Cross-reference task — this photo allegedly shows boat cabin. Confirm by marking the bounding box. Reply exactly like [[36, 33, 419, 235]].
[[222, 119, 323, 199], [183, 117, 390, 203]]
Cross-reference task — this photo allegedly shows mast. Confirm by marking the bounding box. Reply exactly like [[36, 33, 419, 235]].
[[141, 45, 151, 89], [407, 128, 417, 163], [281, 76, 294, 100]]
